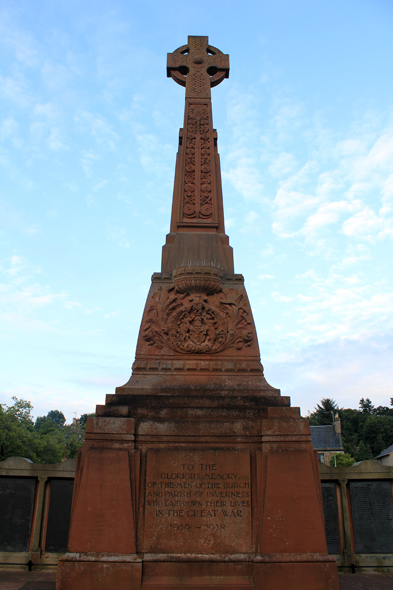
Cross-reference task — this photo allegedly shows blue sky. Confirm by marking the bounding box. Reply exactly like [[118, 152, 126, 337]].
[[1, 0, 393, 422]]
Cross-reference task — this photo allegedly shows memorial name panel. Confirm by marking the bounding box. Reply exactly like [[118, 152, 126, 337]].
[[321, 482, 340, 554], [143, 450, 252, 553], [45, 479, 74, 553], [0, 477, 36, 552], [350, 481, 393, 553]]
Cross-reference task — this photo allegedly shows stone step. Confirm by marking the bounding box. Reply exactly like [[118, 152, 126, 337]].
[[142, 576, 255, 588]]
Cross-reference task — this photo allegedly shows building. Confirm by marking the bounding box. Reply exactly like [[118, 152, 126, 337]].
[[310, 418, 344, 465], [375, 443, 393, 467]]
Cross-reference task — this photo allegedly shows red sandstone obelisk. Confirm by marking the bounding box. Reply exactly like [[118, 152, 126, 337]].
[[56, 37, 339, 590]]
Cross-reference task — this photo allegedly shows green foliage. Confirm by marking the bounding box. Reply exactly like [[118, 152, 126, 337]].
[[374, 406, 392, 416], [0, 398, 87, 464], [63, 423, 84, 457], [34, 429, 66, 464], [329, 453, 356, 467], [359, 398, 374, 413], [356, 440, 372, 461], [79, 413, 96, 430], [308, 398, 340, 426], [7, 397, 35, 422], [35, 409, 66, 433], [0, 398, 39, 462], [308, 397, 393, 462], [47, 410, 66, 426], [35, 417, 57, 434]]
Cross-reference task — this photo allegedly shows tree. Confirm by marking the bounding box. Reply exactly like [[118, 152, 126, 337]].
[[35, 416, 57, 434], [34, 409, 85, 460], [359, 398, 374, 414], [356, 440, 372, 461], [329, 453, 355, 467], [35, 410, 66, 433], [34, 430, 65, 464], [1, 398, 87, 464], [48, 410, 66, 426], [373, 405, 393, 417], [63, 423, 84, 458], [0, 398, 65, 463], [339, 408, 362, 456], [361, 415, 390, 456], [308, 398, 340, 425], [307, 396, 393, 460], [79, 413, 96, 431], [0, 398, 39, 462], [6, 397, 35, 422]]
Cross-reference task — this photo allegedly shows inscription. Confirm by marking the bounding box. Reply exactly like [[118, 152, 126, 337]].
[[45, 479, 74, 553], [321, 482, 340, 554], [350, 481, 393, 553], [143, 450, 252, 553], [0, 477, 36, 552]]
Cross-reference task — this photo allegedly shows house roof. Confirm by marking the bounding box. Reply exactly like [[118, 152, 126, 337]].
[[375, 443, 393, 459], [310, 425, 343, 451]]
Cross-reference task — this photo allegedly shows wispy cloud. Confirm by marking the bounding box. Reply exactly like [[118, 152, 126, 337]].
[[224, 88, 393, 251], [75, 110, 119, 150], [223, 90, 267, 203], [0, 255, 81, 329], [269, 151, 297, 178], [93, 180, 108, 191], [265, 333, 393, 414], [0, 117, 19, 142], [105, 224, 130, 248], [134, 131, 172, 175], [0, 13, 39, 67], [0, 74, 33, 107], [80, 151, 102, 177], [272, 119, 393, 243], [283, 269, 393, 343]]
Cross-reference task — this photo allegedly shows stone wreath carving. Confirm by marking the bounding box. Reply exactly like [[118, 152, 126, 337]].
[[143, 286, 253, 354]]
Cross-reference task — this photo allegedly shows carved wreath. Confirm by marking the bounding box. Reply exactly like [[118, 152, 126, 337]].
[[143, 287, 253, 354]]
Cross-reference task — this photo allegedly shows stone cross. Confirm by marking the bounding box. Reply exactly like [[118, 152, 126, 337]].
[[167, 36, 229, 99]]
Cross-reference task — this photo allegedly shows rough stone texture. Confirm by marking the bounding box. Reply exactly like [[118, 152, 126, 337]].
[[0, 458, 76, 568], [319, 461, 393, 571], [0, 570, 57, 590], [56, 36, 339, 590], [120, 35, 269, 394], [142, 449, 252, 555], [2, 570, 392, 590], [338, 573, 393, 589]]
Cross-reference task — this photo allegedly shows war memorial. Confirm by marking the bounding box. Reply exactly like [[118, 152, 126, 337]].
[[55, 37, 340, 590]]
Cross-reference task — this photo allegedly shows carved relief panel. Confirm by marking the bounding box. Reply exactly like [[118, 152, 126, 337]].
[[143, 283, 253, 355], [182, 103, 214, 221]]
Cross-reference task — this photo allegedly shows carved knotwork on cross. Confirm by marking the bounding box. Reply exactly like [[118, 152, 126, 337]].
[[167, 36, 229, 99]]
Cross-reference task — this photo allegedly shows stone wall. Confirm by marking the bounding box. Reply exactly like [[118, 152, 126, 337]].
[[0, 457, 76, 568], [1, 457, 392, 572], [319, 460, 393, 572]]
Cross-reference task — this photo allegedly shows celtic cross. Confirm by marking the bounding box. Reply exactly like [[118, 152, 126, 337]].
[[166, 36, 229, 227], [167, 36, 229, 99]]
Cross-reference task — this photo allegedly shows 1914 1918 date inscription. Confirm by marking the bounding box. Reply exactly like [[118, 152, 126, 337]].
[[143, 449, 252, 553]]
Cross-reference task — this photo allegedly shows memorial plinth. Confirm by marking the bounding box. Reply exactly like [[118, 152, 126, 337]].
[[56, 37, 339, 590]]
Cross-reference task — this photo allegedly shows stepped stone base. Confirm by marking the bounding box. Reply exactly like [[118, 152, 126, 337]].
[[56, 391, 338, 590]]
